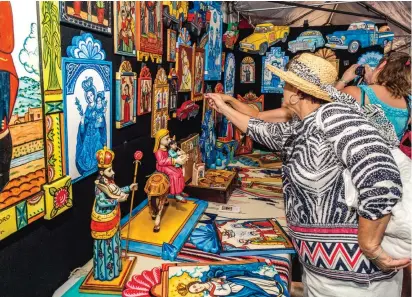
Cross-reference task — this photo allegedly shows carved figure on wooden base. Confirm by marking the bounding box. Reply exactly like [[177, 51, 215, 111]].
[[153, 129, 188, 202], [144, 172, 170, 232], [91, 146, 138, 281]]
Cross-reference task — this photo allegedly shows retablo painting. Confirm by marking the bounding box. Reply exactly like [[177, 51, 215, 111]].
[[262, 47, 289, 93], [151, 68, 169, 137], [177, 45, 193, 92], [204, 4, 223, 81], [137, 65, 152, 115], [224, 53, 235, 96], [151, 261, 290, 297], [60, 1, 112, 34], [116, 61, 137, 129], [179, 134, 200, 182], [136, 1, 163, 63], [168, 68, 178, 113], [167, 29, 177, 62], [235, 92, 264, 155], [241, 56, 255, 84], [192, 45, 205, 101], [62, 33, 112, 183], [0, 1, 46, 239], [113, 1, 136, 56]]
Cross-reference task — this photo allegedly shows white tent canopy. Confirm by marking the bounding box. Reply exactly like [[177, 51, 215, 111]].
[[228, 1, 411, 52]]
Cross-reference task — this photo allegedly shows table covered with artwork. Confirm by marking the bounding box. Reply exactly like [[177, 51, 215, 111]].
[[53, 163, 293, 297]]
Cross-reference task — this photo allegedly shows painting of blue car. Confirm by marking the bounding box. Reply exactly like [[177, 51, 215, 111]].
[[288, 30, 325, 53], [325, 21, 394, 53]]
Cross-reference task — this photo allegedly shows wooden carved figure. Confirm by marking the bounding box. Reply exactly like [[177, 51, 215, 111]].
[[116, 61, 137, 129], [136, 1, 163, 63], [137, 65, 152, 115], [91, 146, 137, 281], [154, 129, 188, 202], [144, 172, 170, 232], [151, 68, 169, 137]]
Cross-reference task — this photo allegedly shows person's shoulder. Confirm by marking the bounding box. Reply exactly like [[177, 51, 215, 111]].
[[342, 86, 361, 102], [319, 102, 360, 119]]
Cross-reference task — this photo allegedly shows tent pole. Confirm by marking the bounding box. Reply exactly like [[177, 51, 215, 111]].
[[241, 2, 346, 12], [268, 1, 386, 20], [287, 9, 316, 26]]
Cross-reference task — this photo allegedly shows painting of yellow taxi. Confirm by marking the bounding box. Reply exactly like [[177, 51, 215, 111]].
[[240, 23, 289, 55]]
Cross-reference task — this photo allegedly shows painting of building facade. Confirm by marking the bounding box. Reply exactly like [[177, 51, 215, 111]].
[[60, 1, 112, 34], [62, 33, 112, 183], [136, 1, 163, 63], [116, 61, 137, 129], [0, 1, 46, 239], [262, 47, 289, 93], [113, 1, 136, 56], [151, 68, 169, 137], [204, 4, 223, 81]]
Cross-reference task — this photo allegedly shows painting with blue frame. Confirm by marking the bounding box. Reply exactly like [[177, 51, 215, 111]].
[[261, 47, 289, 93], [163, 260, 289, 297], [204, 3, 223, 81], [62, 33, 112, 183], [200, 109, 217, 169], [224, 52, 235, 96]]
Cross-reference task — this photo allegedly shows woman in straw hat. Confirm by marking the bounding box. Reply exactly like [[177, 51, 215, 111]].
[[205, 53, 410, 296]]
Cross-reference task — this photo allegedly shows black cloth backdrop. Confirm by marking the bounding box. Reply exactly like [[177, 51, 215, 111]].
[[0, 7, 384, 295]]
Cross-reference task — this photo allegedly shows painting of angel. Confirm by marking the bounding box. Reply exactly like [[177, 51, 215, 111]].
[[114, 1, 136, 56]]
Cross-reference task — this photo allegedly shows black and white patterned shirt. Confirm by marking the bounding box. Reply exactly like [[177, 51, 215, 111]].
[[247, 102, 402, 283]]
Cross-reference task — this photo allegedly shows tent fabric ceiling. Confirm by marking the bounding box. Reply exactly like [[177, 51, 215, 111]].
[[232, 1, 411, 52]]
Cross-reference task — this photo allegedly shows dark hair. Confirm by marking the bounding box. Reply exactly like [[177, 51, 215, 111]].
[[169, 139, 177, 146], [376, 52, 411, 98]]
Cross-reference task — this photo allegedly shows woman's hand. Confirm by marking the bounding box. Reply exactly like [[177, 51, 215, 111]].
[[204, 93, 227, 114], [366, 246, 410, 272], [341, 64, 360, 83]]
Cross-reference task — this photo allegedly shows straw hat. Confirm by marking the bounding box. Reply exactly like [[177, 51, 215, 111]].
[[266, 53, 338, 102]]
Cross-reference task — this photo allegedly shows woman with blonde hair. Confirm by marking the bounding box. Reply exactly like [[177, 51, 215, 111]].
[[205, 53, 410, 296]]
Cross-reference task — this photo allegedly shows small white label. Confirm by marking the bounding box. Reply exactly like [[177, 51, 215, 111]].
[[218, 205, 241, 213]]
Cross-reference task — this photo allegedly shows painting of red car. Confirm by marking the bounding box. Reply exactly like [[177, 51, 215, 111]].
[[176, 101, 200, 121]]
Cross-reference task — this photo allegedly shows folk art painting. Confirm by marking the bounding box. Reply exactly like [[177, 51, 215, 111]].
[[152, 261, 289, 297], [168, 69, 178, 113], [177, 27, 192, 48], [0, 1, 75, 239], [167, 29, 177, 62], [241, 56, 255, 84], [192, 45, 205, 101], [179, 134, 200, 182], [113, 1, 136, 56], [214, 219, 294, 256], [163, 1, 189, 29], [151, 68, 169, 137], [235, 92, 264, 155], [200, 109, 217, 169], [204, 4, 223, 80], [138, 65, 152, 115], [0, 1, 45, 239], [116, 61, 137, 129], [221, 52, 226, 72], [224, 53, 236, 96], [60, 1, 112, 34], [177, 45, 193, 92], [136, 1, 163, 63], [62, 33, 112, 183], [357, 51, 384, 70], [262, 47, 289, 93]]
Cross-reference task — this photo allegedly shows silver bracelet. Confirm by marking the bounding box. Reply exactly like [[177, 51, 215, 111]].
[[367, 247, 383, 261], [337, 78, 349, 86]]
